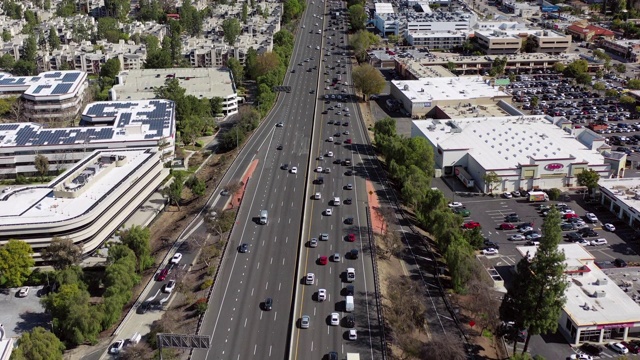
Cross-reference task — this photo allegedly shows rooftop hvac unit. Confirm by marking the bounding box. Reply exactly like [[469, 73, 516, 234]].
[[593, 290, 606, 298], [595, 277, 608, 286]]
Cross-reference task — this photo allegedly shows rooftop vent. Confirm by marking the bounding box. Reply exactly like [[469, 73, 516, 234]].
[[596, 278, 608, 286]]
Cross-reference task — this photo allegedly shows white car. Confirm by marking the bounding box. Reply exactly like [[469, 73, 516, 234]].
[[576, 239, 591, 246], [608, 342, 629, 354], [318, 288, 327, 301], [316, 166, 323, 173], [590, 238, 608, 246], [482, 248, 499, 255], [503, 192, 513, 198], [326, 151, 334, 157], [17, 287, 29, 297], [163, 280, 176, 293], [586, 212, 599, 223], [330, 312, 340, 326], [108, 340, 125, 354], [306, 273, 315, 285], [290, 167, 298, 174], [348, 329, 357, 340], [325, 208, 333, 216], [314, 192, 322, 200], [518, 226, 534, 233], [170, 253, 182, 264], [526, 233, 541, 240], [604, 223, 616, 231], [310, 238, 318, 247], [509, 234, 525, 241], [333, 253, 341, 262], [567, 354, 592, 360], [448, 202, 463, 208]]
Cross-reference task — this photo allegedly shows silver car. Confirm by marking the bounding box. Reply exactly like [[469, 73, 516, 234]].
[[301, 315, 310, 329]]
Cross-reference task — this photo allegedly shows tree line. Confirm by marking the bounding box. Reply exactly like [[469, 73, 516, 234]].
[[0, 225, 155, 355]]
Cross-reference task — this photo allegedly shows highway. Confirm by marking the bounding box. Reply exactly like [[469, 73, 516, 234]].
[[181, 0, 385, 359]]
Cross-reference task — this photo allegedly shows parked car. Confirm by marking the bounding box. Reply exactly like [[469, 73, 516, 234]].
[[579, 343, 604, 356], [509, 234, 525, 241], [604, 223, 616, 231], [499, 223, 516, 230], [462, 221, 481, 229], [17, 287, 29, 297], [482, 248, 499, 255], [608, 342, 629, 354]]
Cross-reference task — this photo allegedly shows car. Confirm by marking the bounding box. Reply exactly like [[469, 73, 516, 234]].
[[300, 315, 310, 329], [525, 233, 541, 240], [281, 163, 289, 170], [317, 155, 324, 160], [462, 221, 481, 229], [330, 312, 340, 325], [239, 243, 249, 253], [561, 223, 574, 231], [170, 253, 182, 264], [344, 314, 355, 328], [346, 233, 356, 242], [346, 268, 355, 282], [163, 280, 176, 293], [220, 189, 230, 196], [17, 286, 29, 297], [345, 138, 352, 144], [580, 343, 604, 356], [277, 144, 283, 150], [566, 232, 583, 242], [316, 166, 323, 172], [320, 233, 329, 241], [328, 351, 338, 360], [509, 234, 525, 241], [579, 229, 598, 237], [333, 253, 341, 262], [344, 198, 352, 205], [325, 208, 333, 216], [318, 288, 327, 301], [156, 268, 169, 281], [608, 342, 629, 354], [622, 341, 640, 354], [482, 248, 499, 255], [276, 122, 284, 127], [306, 273, 315, 285], [566, 355, 593, 360], [348, 329, 357, 340], [291, 167, 298, 174], [318, 256, 328, 265], [453, 207, 470, 217], [604, 223, 616, 231], [314, 192, 322, 200], [576, 239, 591, 246], [109, 340, 125, 354], [614, 258, 628, 267], [263, 297, 273, 310], [505, 215, 520, 222], [499, 223, 516, 230], [590, 238, 608, 246], [309, 238, 318, 247], [536, 204, 551, 211], [503, 192, 513, 198], [518, 226, 534, 233], [349, 249, 359, 259], [448, 202, 464, 208], [484, 240, 500, 249], [324, 168, 331, 174], [345, 183, 353, 190], [137, 301, 151, 314], [585, 212, 599, 223]]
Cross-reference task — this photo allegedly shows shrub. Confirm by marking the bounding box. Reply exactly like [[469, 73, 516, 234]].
[[548, 188, 562, 201], [200, 279, 213, 291]]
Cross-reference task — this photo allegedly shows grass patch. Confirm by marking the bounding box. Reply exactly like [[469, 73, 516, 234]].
[[482, 329, 492, 338]]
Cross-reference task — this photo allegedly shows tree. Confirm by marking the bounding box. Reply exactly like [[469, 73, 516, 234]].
[[104, 0, 130, 21], [348, 4, 367, 31], [48, 26, 60, 50], [563, 59, 588, 78], [119, 225, 153, 272], [576, 169, 600, 194], [620, 94, 637, 106], [352, 64, 386, 101], [100, 57, 121, 79], [420, 334, 466, 360], [0, 240, 34, 287], [188, 176, 206, 197], [501, 207, 567, 353], [34, 154, 49, 179], [2, 29, 11, 42], [593, 81, 606, 91], [242, 2, 248, 23], [614, 63, 627, 74], [552, 62, 566, 73], [0, 53, 15, 69], [628, 79, 640, 90], [41, 237, 82, 270], [349, 30, 380, 62], [11, 327, 65, 360], [165, 172, 185, 210], [22, 32, 37, 62], [222, 18, 241, 46], [227, 57, 244, 86], [168, 20, 182, 64]]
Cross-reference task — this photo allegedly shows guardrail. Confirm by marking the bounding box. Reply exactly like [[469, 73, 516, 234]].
[[365, 206, 388, 359]]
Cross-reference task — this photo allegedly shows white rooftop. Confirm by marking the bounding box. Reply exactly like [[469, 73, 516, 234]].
[[413, 116, 606, 170], [598, 177, 640, 214], [0, 100, 175, 148], [0, 71, 85, 99], [0, 149, 156, 227], [375, 3, 394, 13], [112, 68, 236, 101], [517, 244, 640, 327], [393, 76, 508, 103]]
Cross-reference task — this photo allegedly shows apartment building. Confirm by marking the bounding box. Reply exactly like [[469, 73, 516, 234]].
[[0, 70, 88, 122], [111, 68, 238, 116]]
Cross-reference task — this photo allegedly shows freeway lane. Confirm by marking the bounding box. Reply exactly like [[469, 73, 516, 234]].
[[291, 1, 383, 359], [191, 1, 329, 359]]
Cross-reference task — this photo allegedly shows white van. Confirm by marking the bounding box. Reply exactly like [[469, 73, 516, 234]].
[[345, 296, 354, 312], [333, 197, 341, 206], [260, 210, 268, 225]]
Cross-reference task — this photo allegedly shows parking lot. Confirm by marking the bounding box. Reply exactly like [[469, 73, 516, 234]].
[[0, 285, 49, 338], [435, 177, 640, 358]]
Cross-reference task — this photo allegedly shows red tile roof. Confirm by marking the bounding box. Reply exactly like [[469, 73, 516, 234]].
[[567, 23, 615, 37]]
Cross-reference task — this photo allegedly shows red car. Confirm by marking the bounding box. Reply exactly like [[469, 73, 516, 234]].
[[318, 256, 328, 265], [156, 268, 169, 281], [345, 138, 352, 144], [347, 233, 356, 242], [499, 223, 515, 230], [463, 221, 481, 229], [564, 213, 579, 219]]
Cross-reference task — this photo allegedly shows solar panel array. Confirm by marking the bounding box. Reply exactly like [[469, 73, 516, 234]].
[[51, 83, 73, 95], [61, 73, 80, 83], [136, 100, 172, 138], [0, 78, 26, 85], [33, 85, 52, 94], [43, 72, 62, 78], [86, 102, 139, 117], [0, 124, 19, 131], [13, 126, 115, 146]]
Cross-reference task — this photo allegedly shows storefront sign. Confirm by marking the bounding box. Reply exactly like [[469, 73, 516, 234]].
[[544, 163, 565, 172], [597, 322, 635, 329]]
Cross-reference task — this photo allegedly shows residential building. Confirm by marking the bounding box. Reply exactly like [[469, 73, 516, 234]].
[[0, 70, 88, 122], [111, 68, 238, 116]]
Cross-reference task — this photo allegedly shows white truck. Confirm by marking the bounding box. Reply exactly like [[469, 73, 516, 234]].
[[347, 353, 360, 360], [528, 191, 549, 202]]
